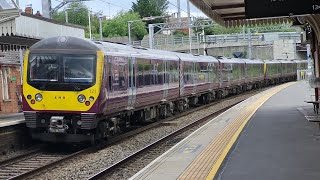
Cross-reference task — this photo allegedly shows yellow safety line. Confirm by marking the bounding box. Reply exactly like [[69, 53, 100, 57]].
[[206, 82, 296, 180]]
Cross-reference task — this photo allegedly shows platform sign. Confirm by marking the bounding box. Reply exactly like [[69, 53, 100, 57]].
[[245, 0, 320, 19]]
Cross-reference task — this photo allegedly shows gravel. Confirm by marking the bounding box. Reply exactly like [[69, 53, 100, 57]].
[[31, 90, 264, 180]]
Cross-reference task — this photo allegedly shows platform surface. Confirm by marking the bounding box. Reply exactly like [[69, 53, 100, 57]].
[[217, 81, 320, 180], [0, 113, 24, 128], [130, 81, 316, 180]]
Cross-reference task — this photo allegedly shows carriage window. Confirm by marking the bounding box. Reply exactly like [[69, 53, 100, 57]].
[[109, 56, 127, 91], [169, 61, 179, 83], [138, 63, 144, 87], [157, 61, 164, 85]]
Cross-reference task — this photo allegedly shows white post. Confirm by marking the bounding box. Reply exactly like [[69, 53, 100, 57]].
[[197, 32, 200, 54], [88, 10, 92, 40], [128, 21, 132, 45], [99, 16, 103, 41], [248, 28, 252, 59], [16, 0, 19, 8], [149, 24, 154, 49], [187, 0, 192, 53], [202, 27, 206, 55], [177, 0, 181, 24], [19, 49, 23, 85], [65, 11, 68, 23]]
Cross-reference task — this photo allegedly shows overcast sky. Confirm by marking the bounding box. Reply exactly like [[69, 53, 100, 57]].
[[18, 0, 207, 18]]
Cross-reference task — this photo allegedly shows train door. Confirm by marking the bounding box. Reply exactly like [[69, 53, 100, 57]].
[[163, 60, 169, 100], [208, 63, 215, 90], [128, 56, 136, 109], [179, 59, 184, 97], [192, 62, 197, 94]]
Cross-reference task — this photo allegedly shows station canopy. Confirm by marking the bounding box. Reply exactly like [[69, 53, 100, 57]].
[[190, 0, 291, 27], [0, 0, 18, 10], [0, 0, 20, 23]]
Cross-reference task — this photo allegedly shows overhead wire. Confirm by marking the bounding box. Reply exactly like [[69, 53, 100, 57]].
[[96, 0, 129, 10]]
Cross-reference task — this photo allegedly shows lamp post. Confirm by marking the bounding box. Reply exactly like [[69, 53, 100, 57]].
[[128, 21, 133, 45], [99, 16, 103, 41], [64, 7, 94, 40], [88, 9, 92, 40]]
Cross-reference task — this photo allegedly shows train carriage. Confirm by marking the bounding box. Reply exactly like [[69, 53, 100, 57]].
[[264, 60, 282, 84], [242, 58, 264, 89], [217, 57, 246, 95], [278, 60, 297, 82]]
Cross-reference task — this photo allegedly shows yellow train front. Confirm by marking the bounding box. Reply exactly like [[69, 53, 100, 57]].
[[22, 37, 104, 143]]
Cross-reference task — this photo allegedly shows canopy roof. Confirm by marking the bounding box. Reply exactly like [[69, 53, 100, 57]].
[[0, 0, 18, 10], [190, 0, 290, 27]]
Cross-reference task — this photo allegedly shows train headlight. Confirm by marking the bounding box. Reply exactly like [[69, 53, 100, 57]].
[[35, 93, 43, 102], [77, 94, 86, 103], [89, 96, 94, 102]]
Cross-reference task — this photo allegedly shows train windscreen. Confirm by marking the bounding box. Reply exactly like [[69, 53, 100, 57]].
[[28, 54, 96, 91]]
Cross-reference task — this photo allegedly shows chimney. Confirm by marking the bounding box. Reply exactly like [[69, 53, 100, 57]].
[[25, 5, 33, 15]]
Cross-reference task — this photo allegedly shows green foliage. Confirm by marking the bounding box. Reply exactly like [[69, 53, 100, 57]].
[[173, 30, 187, 37], [102, 11, 147, 40], [53, 2, 102, 38], [132, 0, 169, 32], [53, 2, 89, 26], [193, 21, 296, 35], [203, 25, 243, 35], [132, 0, 168, 17]]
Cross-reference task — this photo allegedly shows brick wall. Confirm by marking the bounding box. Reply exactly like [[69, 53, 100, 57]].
[[0, 50, 23, 114]]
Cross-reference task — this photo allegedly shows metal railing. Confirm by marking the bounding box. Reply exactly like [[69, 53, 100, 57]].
[[132, 32, 301, 50]]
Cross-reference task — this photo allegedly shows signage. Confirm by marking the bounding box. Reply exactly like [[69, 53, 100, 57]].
[[245, 0, 320, 19], [11, 76, 16, 82]]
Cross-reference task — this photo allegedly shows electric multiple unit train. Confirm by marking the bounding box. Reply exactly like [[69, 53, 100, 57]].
[[22, 36, 306, 144]]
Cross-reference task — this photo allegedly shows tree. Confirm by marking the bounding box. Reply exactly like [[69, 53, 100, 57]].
[[132, 0, 168, 18], [103, 11, 147, 40], [202, 25, 243, 35], [132, 0, 169, 33], [53, 2, 101, 38], [53, 2, 89, 26]]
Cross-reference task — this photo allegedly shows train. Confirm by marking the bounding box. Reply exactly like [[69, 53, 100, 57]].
[[22, 36, 307, 144]]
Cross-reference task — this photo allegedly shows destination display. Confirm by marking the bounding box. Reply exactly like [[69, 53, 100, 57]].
[[245, 0, 320, 19]]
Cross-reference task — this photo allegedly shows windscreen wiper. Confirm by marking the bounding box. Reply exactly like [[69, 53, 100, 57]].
[[64, 72, 81, 92], [39, 69, 59, 90]]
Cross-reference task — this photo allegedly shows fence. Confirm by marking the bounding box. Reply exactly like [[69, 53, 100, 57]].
[[132, 32, 301, 50]]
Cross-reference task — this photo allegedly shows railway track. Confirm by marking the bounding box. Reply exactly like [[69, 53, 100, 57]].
[[87, 102, 239, 180], [0, 87, 270, 180], [0, 146, 88, 180]]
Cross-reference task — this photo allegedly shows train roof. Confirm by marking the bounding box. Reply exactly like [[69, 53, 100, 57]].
[[277, 59, 296, 64], [194, 55, 219, 63], [30, 36, 101, 52], [217, 57, 245, 64], [263, 60, 281, 64], [293, 59, 308, 63], [241, 59, 264, 64]]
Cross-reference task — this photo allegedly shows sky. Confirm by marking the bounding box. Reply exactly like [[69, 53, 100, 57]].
[[18, 0, 207, 18]]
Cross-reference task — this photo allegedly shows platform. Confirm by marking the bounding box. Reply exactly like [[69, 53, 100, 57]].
[[0, 113, 25, 128], [130, 81, 317, 180]]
